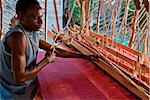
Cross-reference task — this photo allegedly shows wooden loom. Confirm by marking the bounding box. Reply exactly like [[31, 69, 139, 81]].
[[49, 0, 150, 99], [0, 0, 149, 99]]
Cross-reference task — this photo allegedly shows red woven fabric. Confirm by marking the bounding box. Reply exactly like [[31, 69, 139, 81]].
[[37, 51, 137, 100]]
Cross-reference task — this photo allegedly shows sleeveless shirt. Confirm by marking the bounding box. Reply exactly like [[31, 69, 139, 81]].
[[0, 24, 40, 93]]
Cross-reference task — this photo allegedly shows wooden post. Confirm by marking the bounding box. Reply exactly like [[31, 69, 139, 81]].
[[79, 0, 83, 33], [96, 0, 100, 33], [122, 0, 130, 44], [85, 0, 89, 34], [66, 0, 76, 27], [128, 9, 138, 47], [0, 0, 2, 40], [89, 0, 93, 31], [84, 0, 89, 23], [45, 0, 47, 41], [53, 0, 60, 31], [111, 3, 117, 42]]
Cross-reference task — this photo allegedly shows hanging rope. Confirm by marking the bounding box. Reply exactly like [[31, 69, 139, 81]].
[[46, 29, 62, 63]]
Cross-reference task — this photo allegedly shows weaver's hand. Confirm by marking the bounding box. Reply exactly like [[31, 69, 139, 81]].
[[55, 34, 64, 42], [45, 51, 52, 58], [45, 51, 56, 63]]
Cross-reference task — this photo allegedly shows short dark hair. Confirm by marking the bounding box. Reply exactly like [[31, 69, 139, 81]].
[[16, 0, 40, 14]]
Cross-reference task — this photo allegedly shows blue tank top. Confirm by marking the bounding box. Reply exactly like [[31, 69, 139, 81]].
[[0, 24, 40, 93]]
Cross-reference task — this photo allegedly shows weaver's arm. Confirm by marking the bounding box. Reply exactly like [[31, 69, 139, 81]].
[[39, 39, 97, 60]]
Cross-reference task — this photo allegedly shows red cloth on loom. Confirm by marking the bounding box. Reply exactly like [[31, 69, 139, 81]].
[[37, 51, 138, 100]]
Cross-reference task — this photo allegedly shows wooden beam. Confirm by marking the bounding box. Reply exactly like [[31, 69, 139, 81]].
[[84, 0, 89, 22], [53, 0, 60, 31]]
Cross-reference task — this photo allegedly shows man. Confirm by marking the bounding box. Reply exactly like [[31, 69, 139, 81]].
[[0, 0, 97, 99]]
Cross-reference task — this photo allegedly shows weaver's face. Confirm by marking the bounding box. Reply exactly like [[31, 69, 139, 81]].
[[20, 5, 43, 31]]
